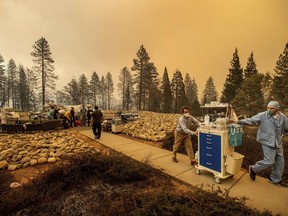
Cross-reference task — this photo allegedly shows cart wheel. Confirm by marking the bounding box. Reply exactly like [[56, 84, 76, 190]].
[[195, 168, 200, 175], [214, 177, 220, 184]]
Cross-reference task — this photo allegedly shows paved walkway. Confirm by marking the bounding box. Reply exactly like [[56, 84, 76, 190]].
[[75, 128, 287, 215]]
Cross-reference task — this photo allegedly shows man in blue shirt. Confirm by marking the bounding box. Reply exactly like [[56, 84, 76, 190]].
[[172, 106, 200, 165], [236, 101, 288, 187]]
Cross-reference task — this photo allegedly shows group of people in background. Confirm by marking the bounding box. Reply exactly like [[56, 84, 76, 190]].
[[65, 105, 100, 127], [66, 105, 103, 139], [48, 106, 59, 120], [47, 104, 103, 139]]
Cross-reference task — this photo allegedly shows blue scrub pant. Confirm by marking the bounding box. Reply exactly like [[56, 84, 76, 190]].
[[252, 144, 284, 183]]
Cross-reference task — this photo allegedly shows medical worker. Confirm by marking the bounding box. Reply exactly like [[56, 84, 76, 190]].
[[235, 101, 288, 187]]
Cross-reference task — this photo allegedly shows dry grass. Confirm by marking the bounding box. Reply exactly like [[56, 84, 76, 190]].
[[0, 149, 274, 216]]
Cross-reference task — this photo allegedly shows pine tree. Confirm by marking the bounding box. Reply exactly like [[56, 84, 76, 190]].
[[149, 82, 161, 112], [131, 45, 151, 110], [191, 99, 202, 116], [7, 59, 18, 109], [31, 37, 58, 107], [262, 72, 273, 104], [0, 54, 7, 107], [190, 78, 201, 116], [161, 67, 172, 113], [220, 48, 243, 103], [26, 68, 38, 110], [118, 67, 133, 110], [146, 62, 160, 111], [191, 78, 199, 104], [271, 42, 288, 105], [64, 79, 80, 105], [202, 76, 218, 104], [89, 71, 100, 106], [78, 74, 89, 105], [56, 90, 71, 105], [171, 69, 187, 113], [232, 52, 265, 115], [244, 52, 258, 78], [106, 72, 114, 110], [100, 76, 107, 109], [18, 65, 30, 111], [231, 73, 264, 115], [184, 73, 199, 110]]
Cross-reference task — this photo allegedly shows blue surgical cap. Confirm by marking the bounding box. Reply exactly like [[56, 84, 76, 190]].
[[267, 101, 280, 110]]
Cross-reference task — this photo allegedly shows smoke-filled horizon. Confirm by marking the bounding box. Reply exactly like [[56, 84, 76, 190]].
[[0, 0, 287, 97]]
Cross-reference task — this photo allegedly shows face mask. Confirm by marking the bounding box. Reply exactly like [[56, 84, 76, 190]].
[[268, 109, 273, 116], [184, 113, 190, 118]]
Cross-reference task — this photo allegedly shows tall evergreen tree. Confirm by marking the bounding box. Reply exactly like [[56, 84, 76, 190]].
[[190, 78, 202, 116], [146, 62, 160, 111], [89, 71, 100, 106], [18, 65, 30, 110], [78, 74, 89, 105], [100, 76, 107, 109], [149, 82, 161, 112], [26, 68, 38, 110], [231, 73, 264, 116], [56, 90, 71, 105], [202, 76, 218, 104], [262, 72, 273, 104], [191, 99, 202, 116], [184, 73, 199, 110], [7, 59, 18, 109], [271, 42, 288, 105], [0, 54, 7, 107], [232, 53, 265, 115], [220, 48, 243, 103], [171, 69, 187, 113], [118, 67, 133, 110], [31, 37, 58, 107], [131, 45, 151, 110], [161, 67, 172, 113], [106, 72, 114, 110], [191, 78, 199, 104], [64, 79, 80, 105], [244, 52, 258, 78]]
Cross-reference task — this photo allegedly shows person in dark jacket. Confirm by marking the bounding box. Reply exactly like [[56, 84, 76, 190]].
[[53, 107, 59, 119], [92, 106, 103, 139], [70, 107, 76, 127], [87, 106, 93, 126]]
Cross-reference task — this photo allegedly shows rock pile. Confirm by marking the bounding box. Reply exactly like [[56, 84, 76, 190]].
[[0, 130, 97, 171], [122, 111, 181, 142]]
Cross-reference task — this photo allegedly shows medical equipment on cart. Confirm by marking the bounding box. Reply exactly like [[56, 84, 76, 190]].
[[195, 103, 244, 184]]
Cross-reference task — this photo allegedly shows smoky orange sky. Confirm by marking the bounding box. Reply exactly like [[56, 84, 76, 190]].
[[0, 0, 287, 99]]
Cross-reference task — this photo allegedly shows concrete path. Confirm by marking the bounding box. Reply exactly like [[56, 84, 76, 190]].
[[76, 128, 287, 215]]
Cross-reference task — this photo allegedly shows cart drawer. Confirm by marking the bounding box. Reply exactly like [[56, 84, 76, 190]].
[[200, 133, 220, 144], [199, 132, 221, 172]]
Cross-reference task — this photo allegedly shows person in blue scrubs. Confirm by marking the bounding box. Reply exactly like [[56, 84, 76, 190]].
[[235, 101, 288, 187]]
